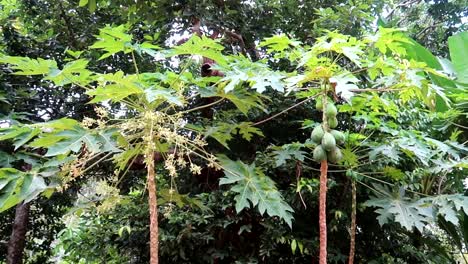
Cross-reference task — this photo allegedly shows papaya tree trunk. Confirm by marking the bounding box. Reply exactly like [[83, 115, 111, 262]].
[[319, 160, 328, 264], [6, 202, 30, 264], [348, 180, 357, 264], [146, 150, 159, 264]]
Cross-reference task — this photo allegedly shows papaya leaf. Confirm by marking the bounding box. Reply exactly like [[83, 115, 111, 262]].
[[236, 122, 264, 141], [43, 126, 100, 156], [144, 87, 183, 106], [259, 34, 301, 52], [366, 186, 468, 233], [365, 185, 432, 232], [89, 25, 133, 60], [270, 143, 306, 167], [330, 72, 359, 101], [0, 168, 47, 212], [168, 35, 226, 66], [0, 55, 58, 75], [88, 84, 143, 103], [0, 151, 15, 167], [218, 156, 294, 227]]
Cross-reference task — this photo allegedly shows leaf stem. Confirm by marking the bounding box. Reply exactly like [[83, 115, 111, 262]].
[[253, 96, 316, 126]]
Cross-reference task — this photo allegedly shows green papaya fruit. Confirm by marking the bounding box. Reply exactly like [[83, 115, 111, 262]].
[[321, 132, 336, 151], [328, 117, 338, 129], [316, 98, 323, 111], [325, 103, 337, 117], [331, 130, 345, 144], [327, 146, 343, 163], [313, 145, 327, 162], [311, 125, 324, 143]]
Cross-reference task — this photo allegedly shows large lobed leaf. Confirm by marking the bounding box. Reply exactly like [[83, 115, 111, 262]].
[[218, 156, 294, 227], [366, 185, 468, 232]]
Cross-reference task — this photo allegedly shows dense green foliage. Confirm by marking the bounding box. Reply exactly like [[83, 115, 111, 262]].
[[0, 0, 467, 263]]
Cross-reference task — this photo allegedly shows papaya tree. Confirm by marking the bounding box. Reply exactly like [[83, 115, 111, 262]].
[[0, 25, 294, 263], [257, 28, 467, 263]]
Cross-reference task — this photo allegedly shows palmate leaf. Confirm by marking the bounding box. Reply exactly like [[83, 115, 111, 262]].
[[270, 143, 306, 167], [198, 85, 265, 115], [218, 156, 294, 227], [89, 25, 133, 60], [45, 59, 93, 86], [144, 86, 183, 106], [366, 185, 468, 232], [0, 155, 74, 212], [0, 55, 58, 75], [259, 34, 301, 52], [0, 151, 15, 167], [330, 72, 359, 102], [219, 56, 287, 93], [201, 122, 264, 149], [0, 126, 41, 150], [392, 31, 457, 112], [88, 71, 146, 103], [236, 122, 264, 141], [203, 123, 236, 149], [168, 35, 227, 66], [365, 185, 433, 232], [0, 168, 47, 212], [29, 126, 122, 157]]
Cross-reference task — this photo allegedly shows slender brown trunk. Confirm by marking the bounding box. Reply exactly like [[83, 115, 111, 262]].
[[348, 180, 357, 264], [146, 150, 159, 264], [319, 160, 328, 264], [6, 202, 30, 264]]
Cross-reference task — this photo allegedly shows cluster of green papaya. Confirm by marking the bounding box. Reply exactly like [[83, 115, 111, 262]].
[[311, 98, 344, 163]]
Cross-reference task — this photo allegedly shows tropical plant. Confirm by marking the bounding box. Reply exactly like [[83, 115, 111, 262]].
[[0, 1, 467, 263]]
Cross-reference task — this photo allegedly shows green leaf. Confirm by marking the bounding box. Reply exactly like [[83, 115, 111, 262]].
[[291, 239, 297, 254], [237, 122, 264, 141], [198, 85, 264, 115], [397, 35, 456, 111], [203, 122, 264, 149], [42, 126, 102, 156], [259, 34, 301, 52], [88, 83, 143, 103], [0, 55, 58, 75], [90, 25, 132, 59], [88, 71, 145, 103], [218, 156, 294, 227], [144, 87, 183, 106], [78, 0, 88, 7], [96, 129, 122, 153], [0, 151, 16, 167], [42, 118, 80, 130], [366, 187, 468, 233], [330, 72, 359, 101], [0, 168, 47, 212], [168, 35, 226, 66], [271, 143, 306, 167], [365, 185, 432, 232], [13, 128, 41, 150], [203, 123, 235, 149], [219, 56, 286, 93], [448, 31, 468, 84], [0, 126, 31, 141], [382, 166, 404, 181], [88, 0, 96, 12], [45, 59, 92, 86]]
